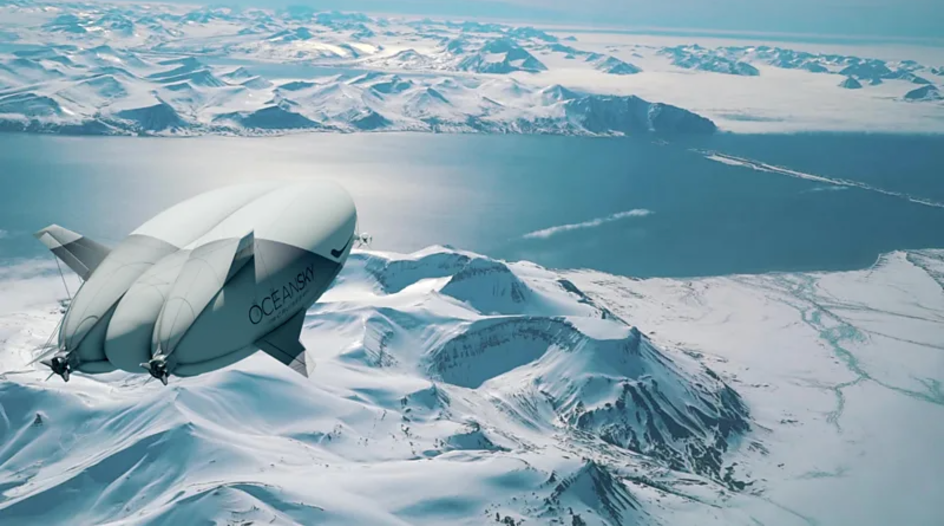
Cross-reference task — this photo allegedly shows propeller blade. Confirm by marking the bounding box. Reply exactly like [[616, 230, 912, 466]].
[[45, 372, 55, 382], [28, 346, 60, 367]]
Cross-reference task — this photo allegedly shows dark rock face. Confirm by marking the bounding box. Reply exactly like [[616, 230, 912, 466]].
[[840, 61, 893, 80], [114, 102, 184, 131], [0, 92, 65, 118], [565, 96, 716, 136], [904, 84, 943, 101], [569, 359, 750, 484], [644, 102, 718, 135], [225, 105, 322, 130], [548, 461, 642, 524], [839, 76, 862, 89]]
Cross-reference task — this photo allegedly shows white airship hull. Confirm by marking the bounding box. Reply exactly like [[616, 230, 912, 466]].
[[35, 181, 358, 383]]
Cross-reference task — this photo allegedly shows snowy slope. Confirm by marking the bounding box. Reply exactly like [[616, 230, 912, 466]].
[[0, 0, 942, 134], [0, 247, 942, 524], [0, 51, 715, 136], [0, 247, 750, 525], [566, 249, 944, 525]]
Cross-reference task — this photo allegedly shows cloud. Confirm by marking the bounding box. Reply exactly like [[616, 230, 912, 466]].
[[522, 209, 653, 240], [0, 229, 8, 239]]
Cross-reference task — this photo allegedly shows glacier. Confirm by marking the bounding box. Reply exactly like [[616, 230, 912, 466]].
[[0, 246, 942, 524]]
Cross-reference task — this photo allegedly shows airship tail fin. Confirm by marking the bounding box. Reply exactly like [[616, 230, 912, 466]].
[[255, 309, 313, 377], [226, 231, 255, 282], [34, 224, 110, 281]]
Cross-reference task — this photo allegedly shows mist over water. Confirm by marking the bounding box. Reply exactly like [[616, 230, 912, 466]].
[[0, 131, 942, 277]]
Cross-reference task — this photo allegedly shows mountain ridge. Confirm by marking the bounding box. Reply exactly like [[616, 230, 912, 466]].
[[0, 246, 751, 525], [0, 53, 717, 137]]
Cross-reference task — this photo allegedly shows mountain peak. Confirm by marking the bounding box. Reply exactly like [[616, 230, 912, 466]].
[[904, 84, 943, 101], [839, 76, 862, 89]]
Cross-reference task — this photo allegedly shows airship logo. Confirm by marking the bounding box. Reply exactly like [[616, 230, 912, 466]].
[[32, 181, 360, 384], [249, 262, 317, 325]]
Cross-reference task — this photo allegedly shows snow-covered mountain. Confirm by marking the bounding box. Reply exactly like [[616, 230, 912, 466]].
[[591, 55, 642, 75], [0, 246, 751, 524], [904, 83, 943, 101], [0, 51, 715, 136], [0, 0, 942, 134], [838, 76, 862, 89], [456, 38, 547, 74], [659, 45, 760, 76], [358, 36, 547, 75], [0, 246, 942, 524], [506, 26, 558, 43], [659, 43, 941, 87]]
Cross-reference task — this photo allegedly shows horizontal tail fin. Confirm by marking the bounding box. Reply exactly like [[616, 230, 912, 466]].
[[255, 309, 312, 377], [34, 224, 110, 281]]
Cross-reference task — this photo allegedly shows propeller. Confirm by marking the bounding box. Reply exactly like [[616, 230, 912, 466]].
[[354, 220, 372, 249], [356, 232, 373, 248], [41, 356, 71, 382], [140, 358, 169, 386]]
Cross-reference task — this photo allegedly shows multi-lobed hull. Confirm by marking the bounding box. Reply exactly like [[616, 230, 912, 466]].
[[36, 181, 358, 383]]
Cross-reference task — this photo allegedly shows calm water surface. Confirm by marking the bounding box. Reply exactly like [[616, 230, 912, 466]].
[[0, 132, 942, 277]]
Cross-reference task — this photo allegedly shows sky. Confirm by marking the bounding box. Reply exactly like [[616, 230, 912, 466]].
[[200, 0, 944, 45]]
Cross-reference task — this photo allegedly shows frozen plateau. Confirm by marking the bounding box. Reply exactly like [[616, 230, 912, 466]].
[[0, 0, 943, 135], [0, 246, 943, 525]]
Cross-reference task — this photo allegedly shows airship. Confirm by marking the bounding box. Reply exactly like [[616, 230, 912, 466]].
[[33, 181, 359, 385]]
